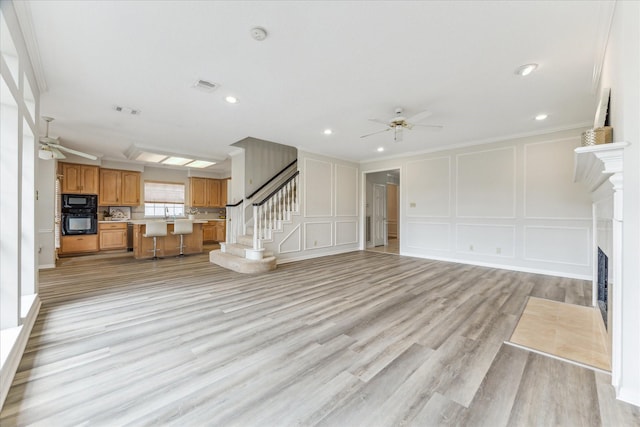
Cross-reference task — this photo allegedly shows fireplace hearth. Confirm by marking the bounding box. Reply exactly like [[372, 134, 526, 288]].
[[597, 247, 608, 328]]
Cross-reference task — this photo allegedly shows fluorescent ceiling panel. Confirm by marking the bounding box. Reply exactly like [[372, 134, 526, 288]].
[[161, 156, 193, 166]]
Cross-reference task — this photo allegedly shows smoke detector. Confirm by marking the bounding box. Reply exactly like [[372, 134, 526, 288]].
[[250, 27, 267, 41]]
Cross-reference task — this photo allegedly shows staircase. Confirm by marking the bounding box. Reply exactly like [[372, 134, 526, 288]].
[[209, 169, 299, 273]]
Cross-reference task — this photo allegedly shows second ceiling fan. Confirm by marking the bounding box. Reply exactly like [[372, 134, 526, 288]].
[[361, 107, 443, 142]]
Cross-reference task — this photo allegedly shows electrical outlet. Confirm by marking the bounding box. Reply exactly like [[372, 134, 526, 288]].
[[314, 240, 317, 246], [410, 202, 416, 208], [469, 244, 474, 251]]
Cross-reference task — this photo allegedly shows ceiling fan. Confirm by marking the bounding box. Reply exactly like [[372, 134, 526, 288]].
[[360, 107, 443, 142], [39, 117, 97, 160]]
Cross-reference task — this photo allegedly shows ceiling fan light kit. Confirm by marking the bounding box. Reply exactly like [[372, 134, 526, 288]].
[[39, 117, 98, 161]]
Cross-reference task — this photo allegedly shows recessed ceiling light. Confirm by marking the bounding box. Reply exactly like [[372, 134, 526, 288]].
[[323, 129, 332, 135], [161, 156, 193, 166], [535, 113, 548, 121], [515, 63, 538, 76], [377, 147, 384, 152], [225, 96, 238, 104]]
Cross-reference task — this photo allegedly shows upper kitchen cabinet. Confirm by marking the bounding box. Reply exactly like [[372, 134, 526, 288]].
[[189, 177, 226, 208], [99, 169, 141, 206], [60, 163, 99, 194]]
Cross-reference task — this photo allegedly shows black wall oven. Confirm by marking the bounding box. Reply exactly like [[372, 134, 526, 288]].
[[61, 194, 98, 235]]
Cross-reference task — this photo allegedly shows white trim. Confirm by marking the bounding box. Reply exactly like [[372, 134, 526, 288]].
[[523, 225, 591, 266], [334, 164, 358, 217], [405, 221, 451, 252], [617, 387, 640, 408], [334, 220, 358, 246], [455, 146, 517, 219], [38, 263, 55, 270], [400, 251, 591, 280], [276, 247, 358, 264], [405, 156, 451, 218], [278, 224, 301, 254], [503, 341, 610, 375], [303, 158, 333, 218], [359, 123, 592, 164], [455, 223, 516, 258], [12, 1, 47, 93], [303, 221, 333, 250], [0, 295, 41, 409]]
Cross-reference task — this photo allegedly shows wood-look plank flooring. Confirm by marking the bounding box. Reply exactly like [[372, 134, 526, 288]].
[[509, 296, 611, 371], [2, 251, 639, 426]]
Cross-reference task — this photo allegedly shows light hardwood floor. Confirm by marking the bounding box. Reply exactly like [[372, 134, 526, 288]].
[[1, 251, 638, 426]]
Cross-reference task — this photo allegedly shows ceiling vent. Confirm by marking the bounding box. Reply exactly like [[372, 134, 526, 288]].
[[113, 105, 141, 115], [193, 79, 219, 92]]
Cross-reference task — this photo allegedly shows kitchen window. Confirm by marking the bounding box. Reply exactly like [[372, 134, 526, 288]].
[[144, 181, 185, 217]]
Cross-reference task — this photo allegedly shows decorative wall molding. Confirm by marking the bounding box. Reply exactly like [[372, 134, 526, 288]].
[[278, 224, 301, 254], [335, 164, 358, 217], [335, 220, 358, 246], [303, 221, 333, 250], [456, 146, 516, 219], [455, 223, 516, 258], [304, 158, 333, 217], [523, 225, 591, 266], [406, 156, 451, 218], [405, 222, 451, 251]]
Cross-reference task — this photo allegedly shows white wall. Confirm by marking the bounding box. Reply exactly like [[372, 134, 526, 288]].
[[361, 129, 593, 279], [267, 150, 360, 262], [599, 0, 640, 406]]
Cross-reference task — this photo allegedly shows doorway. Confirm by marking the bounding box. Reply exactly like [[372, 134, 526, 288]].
[[365, 169, 400, 254]]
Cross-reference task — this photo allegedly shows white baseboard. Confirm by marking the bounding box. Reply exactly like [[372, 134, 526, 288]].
[[276, 247, 359, 264], [617, 386, 640, 407], [38, 264, 56, 270], [0, 296, 41, 410], [401, 251, 591, 281]]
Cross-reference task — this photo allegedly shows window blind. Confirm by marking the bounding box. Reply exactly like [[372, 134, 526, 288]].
[[144, 181, 185, 204]]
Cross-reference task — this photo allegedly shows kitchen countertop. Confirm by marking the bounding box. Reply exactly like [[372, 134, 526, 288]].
[[99, 219, 225, 224]]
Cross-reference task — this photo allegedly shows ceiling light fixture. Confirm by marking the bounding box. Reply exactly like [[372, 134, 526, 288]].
[[38, 147, 55, 160], [225, 96, 238, 104], [323, 129, 332, 135], [186, 160, 216, 168], [515, 63, 538, 76], [535, 113, 548, 121], [161, 156, 194, 166]]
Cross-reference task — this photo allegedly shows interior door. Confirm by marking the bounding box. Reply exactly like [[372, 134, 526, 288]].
[[373, 184, 386, 247]]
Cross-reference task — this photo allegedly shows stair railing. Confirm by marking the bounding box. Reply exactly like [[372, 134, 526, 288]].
[[252, 171, 299, 250]]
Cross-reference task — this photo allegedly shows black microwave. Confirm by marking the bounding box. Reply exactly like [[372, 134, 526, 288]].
[[62, 194, 97, 211]]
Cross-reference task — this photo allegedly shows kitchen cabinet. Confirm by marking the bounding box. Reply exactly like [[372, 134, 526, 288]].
[[99, 222, 127, 250], [132, 223, 203, 259], [189, 178, 226, 208], [60, 163, 99, 194], [60, 234, 99, 255], [99, 169, 141, 206], [202, 221, 226, 242]]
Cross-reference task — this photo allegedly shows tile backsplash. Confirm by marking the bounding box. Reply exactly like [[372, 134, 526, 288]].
[[99, 206, 226, 220]]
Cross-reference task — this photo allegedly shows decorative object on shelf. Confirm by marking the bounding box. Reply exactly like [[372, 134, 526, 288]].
[[187, 207, 199, 220], [582, 126, 613, 146], [102, 210, 111, 220]]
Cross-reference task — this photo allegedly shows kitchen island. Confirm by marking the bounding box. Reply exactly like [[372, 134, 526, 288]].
[[131, 220, 207, 259]]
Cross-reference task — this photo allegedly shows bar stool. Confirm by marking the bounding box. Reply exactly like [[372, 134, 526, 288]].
[[171, 219, 193, 256], [144, 221, 167, 259]]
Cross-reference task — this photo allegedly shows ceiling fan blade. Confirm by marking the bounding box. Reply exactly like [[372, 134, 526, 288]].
[[368, 118, 391, 126], [360, 128, 391, 139], [407, 110, 433, 124], [412, 124, 444, 131], [49, 143, 98, 160]]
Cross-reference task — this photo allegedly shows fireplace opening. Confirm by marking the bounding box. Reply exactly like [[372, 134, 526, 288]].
[[597, 247, 608, 328]]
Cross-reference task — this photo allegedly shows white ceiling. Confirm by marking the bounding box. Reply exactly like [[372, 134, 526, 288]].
[[22, 1, 610, 174]]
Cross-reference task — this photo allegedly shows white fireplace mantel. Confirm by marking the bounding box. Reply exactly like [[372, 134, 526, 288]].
[[574, 141, 629, 192], [573, 140, 628, 396]]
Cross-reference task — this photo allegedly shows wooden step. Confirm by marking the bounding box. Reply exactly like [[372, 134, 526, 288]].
[[209, 250, 277, 274]]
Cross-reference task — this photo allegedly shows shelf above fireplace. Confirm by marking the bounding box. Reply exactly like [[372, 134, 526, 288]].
[[574, 142, 629, 192]]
